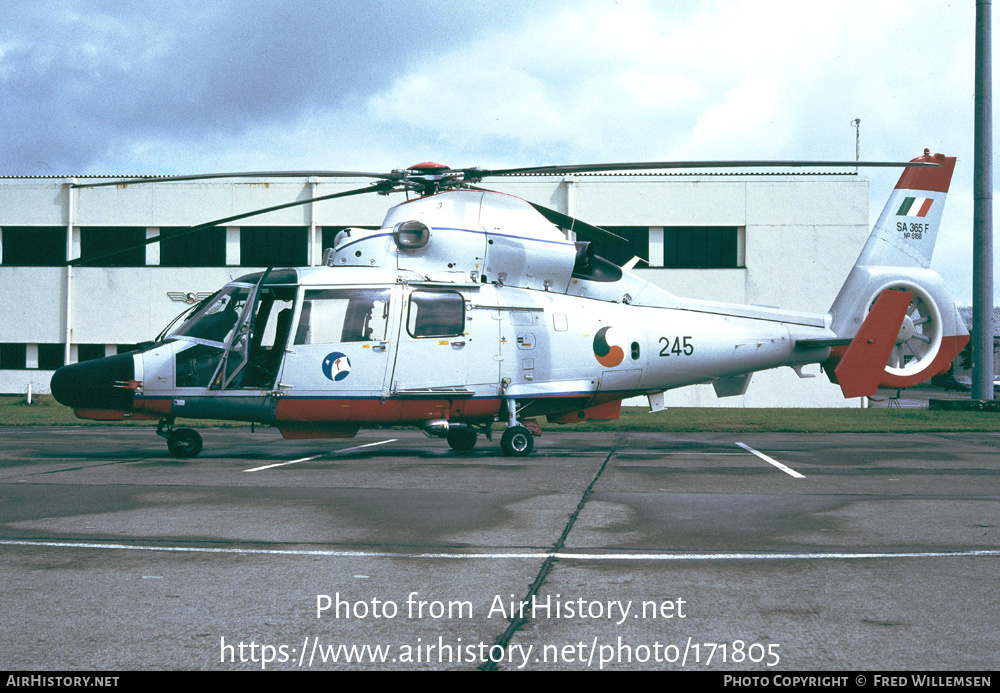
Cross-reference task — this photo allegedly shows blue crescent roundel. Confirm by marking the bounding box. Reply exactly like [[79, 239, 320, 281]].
[[322, 352, 352, 381]]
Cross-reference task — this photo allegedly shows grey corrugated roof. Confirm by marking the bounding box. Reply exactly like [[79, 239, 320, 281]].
[[957, 306, 1000, 335]]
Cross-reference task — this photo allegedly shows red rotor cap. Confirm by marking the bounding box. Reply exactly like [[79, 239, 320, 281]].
[[407, 162, 450, 172]]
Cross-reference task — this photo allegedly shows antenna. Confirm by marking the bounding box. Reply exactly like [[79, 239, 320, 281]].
[[851, 118, 861, 171]]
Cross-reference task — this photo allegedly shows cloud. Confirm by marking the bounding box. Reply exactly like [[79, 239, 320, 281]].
[[1, 0, 993, 302], [0, 0, 536, 173]]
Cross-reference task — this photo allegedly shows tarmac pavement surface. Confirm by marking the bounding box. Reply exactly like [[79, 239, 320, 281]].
[[0, 426, 997, 671]]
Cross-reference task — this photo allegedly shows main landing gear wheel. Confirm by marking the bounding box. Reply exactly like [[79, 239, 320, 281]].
[[167, 428, 203, 458], [500, 425, 534, 457], [447, 427, 478, 451]]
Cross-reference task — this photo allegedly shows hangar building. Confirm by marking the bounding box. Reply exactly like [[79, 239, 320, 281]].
[[0, 172, 871, 407]]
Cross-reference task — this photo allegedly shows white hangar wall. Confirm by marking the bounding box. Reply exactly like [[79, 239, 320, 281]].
[[0, 173, 870, 407]]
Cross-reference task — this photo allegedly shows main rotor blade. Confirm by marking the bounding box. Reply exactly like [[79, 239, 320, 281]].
[[528, 202, 628, 245], [72, 171, 396, 189], [69, 181, 393, 266], [472, 160, 940, 177], [464, 183, 629, 245]]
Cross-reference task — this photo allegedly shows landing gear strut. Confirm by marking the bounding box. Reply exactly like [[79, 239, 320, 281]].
[[157, 419, 203, 458], [501, 425, 533, 456]]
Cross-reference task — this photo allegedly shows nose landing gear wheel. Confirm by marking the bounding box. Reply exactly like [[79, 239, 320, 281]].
[[167, 428, 203, 458], [500, 425, 534, 456]]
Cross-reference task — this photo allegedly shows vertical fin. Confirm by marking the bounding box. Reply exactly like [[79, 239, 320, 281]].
[[854, 150, 956, 269]]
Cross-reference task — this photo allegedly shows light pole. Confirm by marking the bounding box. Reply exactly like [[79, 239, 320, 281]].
[[972, 0, 994, 400]]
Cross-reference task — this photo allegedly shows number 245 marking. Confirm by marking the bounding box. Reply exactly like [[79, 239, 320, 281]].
[[659, 336, 694, 356]]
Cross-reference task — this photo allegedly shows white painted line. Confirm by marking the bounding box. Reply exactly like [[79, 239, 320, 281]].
[[552, 550, 1000, 561], [618, 452, 749, 456], [735, 441, 806, 478], [243, 438, 397, 472], [244, 454, 324, 473], [2, 540, 998, 562]]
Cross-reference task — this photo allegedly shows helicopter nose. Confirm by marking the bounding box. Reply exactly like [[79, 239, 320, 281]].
[[50, 353, 137, 411]]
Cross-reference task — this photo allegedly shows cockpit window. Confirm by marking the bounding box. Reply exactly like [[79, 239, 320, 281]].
[[170, 286, 251, 344], [172, 284, 296, 390], [295, 288, 391, 345]]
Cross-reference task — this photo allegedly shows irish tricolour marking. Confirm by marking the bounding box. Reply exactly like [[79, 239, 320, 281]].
[[896, 196, 933, 217]]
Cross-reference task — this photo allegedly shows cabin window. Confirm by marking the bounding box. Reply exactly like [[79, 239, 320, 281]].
[[295, 288, 391, 345], [406, 291, 464, 338]]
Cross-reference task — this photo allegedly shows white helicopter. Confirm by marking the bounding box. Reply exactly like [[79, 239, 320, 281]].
[[50, 152, 968, 457]]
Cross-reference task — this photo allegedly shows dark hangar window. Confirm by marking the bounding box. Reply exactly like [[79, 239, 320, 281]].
[[662, 227, 741, 269], [158, 226, 227, 267], [241, 227, 308, 267], [583, 226, 650, 267], [0, 227, 66, 266], [37, 344, 65, 370], [77, 344, 109, 362], [0, 344, 27, 370], [79, 227, 147, 267], [321, 226, 380, 256]]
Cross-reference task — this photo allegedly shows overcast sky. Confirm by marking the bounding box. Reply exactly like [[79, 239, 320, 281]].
[[0, 0, 993, 303]]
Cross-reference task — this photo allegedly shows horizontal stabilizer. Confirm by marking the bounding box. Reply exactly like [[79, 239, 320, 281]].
[[796, 337, 853, 349], [834, 289, 913, 398]]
